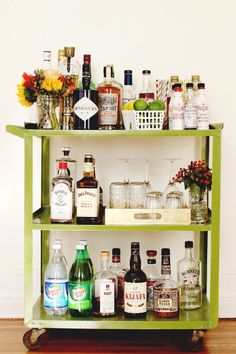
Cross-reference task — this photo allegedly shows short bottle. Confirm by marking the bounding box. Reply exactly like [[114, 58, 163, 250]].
[[76, 154, 99, 225], [169, 84, 184, 130], [153, 248, 179, 318], [122, 70, 136, 105], [166, 75, 180, 130], [184, 83, 197, 130], [143, 250, 159, 310], [50, 162, 73, 223], [177, 241, 202, 310], [124, 242, 147, 318], [191, 75, 201, 93], [68, 244, 93, 316], [44, 241, 68, 316], [196, 83, 209, 130], [92, 251, 117, 317], [139, 70, 155, 102], [109, 248, 127, 311]]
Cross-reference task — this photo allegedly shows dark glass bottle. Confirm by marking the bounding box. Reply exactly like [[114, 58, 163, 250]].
[[124, 242, 147, 318], [73, 55, 99, 130], [109, 248, 127, 312], [68, 244, 93, 316], [76, 154, 99, 224]]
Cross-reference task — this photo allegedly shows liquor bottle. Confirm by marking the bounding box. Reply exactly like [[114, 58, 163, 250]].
[[169, 84, 184, 130], [93, 157, 103, 224], [124, 242, 147, 318], [68, 244, 93, 316], [78, 240, 94, 276], [50, 162, 73, 223], [196, 83, 209, 130], [153, 248, 179, 318], [42, 50, 52, 70], [177, 241, 202, 310], [143, 250, 159, 310], [92, 251, 117, 316], [98, 65, 121, 130], [63, 46, 80, 86], [57, 49, 66, 73], [76, 154, 99, 224], [139, 70, 155, 102], [73, 55, 99, 130], [44, 241, 68, 315], [191, 75, 201, 92], [166, 75, 180, 130], [109, 248, 127, 311], [184, 83, 197, 130], [109, 64, 123, 129], [77, 55, 97, 89], [122, 70, 136, 105]]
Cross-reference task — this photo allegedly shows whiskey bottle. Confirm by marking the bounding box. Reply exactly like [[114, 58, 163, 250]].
[[109, 248, 127, 311], [76, 154, 99, 224], [177, 241, 202, 310], [124, 242, 147, 318], [92, 251, 117, 317], [98, 65, 121, 130], [153, 248, 179, 318], [143, 250, 159, 310], [50, 162, 73, 223]]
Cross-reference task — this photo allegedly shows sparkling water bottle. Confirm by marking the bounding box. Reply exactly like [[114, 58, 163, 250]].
[[44, 241, 68, 315]]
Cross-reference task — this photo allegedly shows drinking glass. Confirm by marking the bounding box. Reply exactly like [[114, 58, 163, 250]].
[[109, 182, 128, 208], [162, 158, 181, 207], [146, 191, 163, 209], [165, 191, 181, 209], [128, 182, 146, 208]]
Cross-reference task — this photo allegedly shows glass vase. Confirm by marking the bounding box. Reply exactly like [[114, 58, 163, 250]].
[[189, 183, 208, 224], [37, 95, 59, 129]]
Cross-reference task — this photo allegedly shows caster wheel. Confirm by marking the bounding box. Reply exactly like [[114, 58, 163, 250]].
[[184, 330, 206, 352], [23, 328, 48, 351]]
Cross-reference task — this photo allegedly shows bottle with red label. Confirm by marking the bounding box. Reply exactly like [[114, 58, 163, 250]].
[[139, 70, 155, 102], [143, 250, 159, 310], [109, 248, 127, 312], [169, 84, 184, 130]]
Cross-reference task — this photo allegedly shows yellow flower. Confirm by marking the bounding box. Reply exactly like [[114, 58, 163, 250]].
[[42, 78, 53, 91], [52, 79, 63, 91], [42, 78, 63, 92], [16, 83, 33, 107]]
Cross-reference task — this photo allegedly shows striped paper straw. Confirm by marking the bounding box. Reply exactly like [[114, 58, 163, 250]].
[[156, 79, 169, 129]]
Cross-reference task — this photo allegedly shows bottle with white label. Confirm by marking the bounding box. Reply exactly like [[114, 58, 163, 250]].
[[177, 241, 202, 310], [50, 162, 73, 223], [196, 83, 209, 130], [169, 84, 184, 130], [184, 82, 197, 129], [143, 250, 159, 310], [44, 241, 68, 315], [76, 154, 99, 224], [122, 70, 136, 105], [42, 50, 52, 71], [92, 251, 117, 316], [124, 242, 147, 318]]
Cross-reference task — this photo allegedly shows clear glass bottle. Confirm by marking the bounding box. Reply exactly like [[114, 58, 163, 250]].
[[50, 162, 73, 223], [109, 248, 126, 311], [122, 70, 136, 105], [92, 251, 117, 316], [143, 250, 159, 310], [166, 75, 180, 130], [76, 154, 99, 224], [139, 70, 155, 102], [98, 65, 121, 130], [177, 241, 202, 310], [196, 83, 209, 130], [124, 242, 147, 318], [63, 47, 80, 86], [169, 84, 184, 130], [42, 50, 52, 70], [184, 82, 197, 129], [153, 248, 179, 318], [68, 244, 93, 316], [57, 49, 66, 73], [44, 241, 68, 316]]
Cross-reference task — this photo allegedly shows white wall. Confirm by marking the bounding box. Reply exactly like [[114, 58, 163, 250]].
[[0, 0, 235, 318]]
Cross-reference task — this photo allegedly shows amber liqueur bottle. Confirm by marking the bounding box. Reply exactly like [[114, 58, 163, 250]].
[[124, 242, 147, 318], [76, 154, 99, 224], [73, 55, 99, 130]]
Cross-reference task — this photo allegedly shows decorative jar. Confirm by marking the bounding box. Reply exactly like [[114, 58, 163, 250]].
[[37, 95, 59, 129]]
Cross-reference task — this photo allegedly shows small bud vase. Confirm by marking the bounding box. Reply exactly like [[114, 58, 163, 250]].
[[37, 95, 59, 129], [189, 183, 208, 224]]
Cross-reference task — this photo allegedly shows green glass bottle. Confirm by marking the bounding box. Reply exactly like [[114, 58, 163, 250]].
[[79, 240, 94, 277], [68, 244, 92, 316]]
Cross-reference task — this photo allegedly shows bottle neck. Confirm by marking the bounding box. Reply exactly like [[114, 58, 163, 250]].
[[82, 76, 91, 90], [101, 257, 109, 271], [58, 167, 69, 176], [186, 88, 194, 101], [161, 255, 171, 276], [142, 74, 151, 91], [83, 162, 94, 177], [130, 253, 141, 271], [52, 248, 63, 261], [76, 249, 86, 261], [112, 255, 121, 266], [147, 259, 156, 265], [185, 248, 193, 260]]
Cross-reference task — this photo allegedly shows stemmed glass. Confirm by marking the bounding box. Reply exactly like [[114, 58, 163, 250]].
[[162, 158, 181, 208]]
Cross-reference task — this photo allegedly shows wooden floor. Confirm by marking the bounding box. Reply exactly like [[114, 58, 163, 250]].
[[0, 319, 236, 353]]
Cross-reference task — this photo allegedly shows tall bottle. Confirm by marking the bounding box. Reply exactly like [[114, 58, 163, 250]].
[[124, 242, 147, 318], [92, 251, 117, 316], [44, 241, 68, 316], [169, 84, 184, 130], [177, 241, 202, 310], [98, 65, 121, 130], [68, 244, 93, 316], [42, 50, 52, 71], [57, 49, 66, 73], [93, 157, 103, 224], [139, 70, 155, 102], [76, 154, 99, 224], [153, 248, 179, 318], [184, 83, 197, 130], [122, 70, 136, 105], [50, 162, 73, 223], [109, 248, 127, 311], [196, 83, 209, 130], [73, 55, 99, 130], [63, 46, 80, 86], [143, 250, 159, 310], [78, 240, 94, 276]]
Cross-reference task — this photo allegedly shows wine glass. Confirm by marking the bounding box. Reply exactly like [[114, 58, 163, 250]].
[[162, 158, 181, 208]]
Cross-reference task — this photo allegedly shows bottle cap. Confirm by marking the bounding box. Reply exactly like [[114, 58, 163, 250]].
[[192, 75, 200, 82], [146, 250, 157, 257], [124, 70, 133, 85], [52, 242, 62, 250], [172, 83, 182, 90], [173, 86, 182, 92], [62, 147, 70, 157], [198, 82, 205, 89], [185, 241, 193, 248], [79, 240, 88, 246], [59, 162, 68, 169], [101, 251, 109, 257], [58, 49, 65, 58], [84, 154, 93, 163], [64, 47, 75, 57], [161, 248, 170, 256], [186, 82, 194, 89], [112, 248, 120, 256], [76, 244, 85, 250], [131, 242, 140, 249], [142, 70, 151, 74], [170, 75, 180, 82], [83, 54, 91, 64], [43, 50, 51, 61]]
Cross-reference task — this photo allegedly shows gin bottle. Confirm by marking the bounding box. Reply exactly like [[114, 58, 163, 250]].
[[177, 241, 202, 310]]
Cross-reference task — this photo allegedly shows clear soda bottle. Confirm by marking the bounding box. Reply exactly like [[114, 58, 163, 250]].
[[44, 241, 68, 315]]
